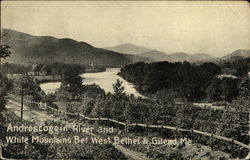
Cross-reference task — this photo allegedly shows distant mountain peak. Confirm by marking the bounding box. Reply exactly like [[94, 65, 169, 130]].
[[104, 43, 154, 55], [138, 50, 171, 62], [222, 49, 250, 59]]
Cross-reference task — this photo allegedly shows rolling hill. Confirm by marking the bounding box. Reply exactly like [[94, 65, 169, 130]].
[[169, 52, 198, 62], [107, 43, 249, 62], [105, 43, 154, 55], [202, 49, 250, 63], [192, 54, 215, 60], [221, 49, 250, 60], [138, 51, 173, 62], [138, 51, 211, 62], [106, 43, 217, 62], [1, 29, 152, 66]]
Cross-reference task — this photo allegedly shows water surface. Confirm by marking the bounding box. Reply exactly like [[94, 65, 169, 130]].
[[40, 68, 143, 97]]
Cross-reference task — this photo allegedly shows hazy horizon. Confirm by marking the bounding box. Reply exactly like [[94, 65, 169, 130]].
[[1, 1, 250, 57]]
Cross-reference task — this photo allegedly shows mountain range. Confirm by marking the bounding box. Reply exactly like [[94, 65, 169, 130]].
[[1, 29, 250, 66], [106, 43, 215, 62], [106, 43, 250, 62], [1, 29, 152, 66]]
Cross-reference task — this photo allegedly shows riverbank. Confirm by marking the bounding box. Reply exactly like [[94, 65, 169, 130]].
[[36, 68, 107, 83], [39, 68, 144, 97]]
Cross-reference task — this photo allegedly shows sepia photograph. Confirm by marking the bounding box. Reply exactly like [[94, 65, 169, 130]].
[[0, 1, 250, 159]]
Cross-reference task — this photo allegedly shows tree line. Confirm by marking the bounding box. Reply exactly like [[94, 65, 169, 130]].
[[118, 60, 250, 102]]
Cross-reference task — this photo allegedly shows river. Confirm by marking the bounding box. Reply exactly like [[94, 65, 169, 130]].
[[40, 68, 144, 97]]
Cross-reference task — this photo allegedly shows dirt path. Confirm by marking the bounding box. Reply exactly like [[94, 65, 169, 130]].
[[5, 100, 150, 160], [6, 100, 60, 125]]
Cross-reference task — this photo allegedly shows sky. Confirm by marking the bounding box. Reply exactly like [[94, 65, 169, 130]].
[[1, 1, 250, 57]]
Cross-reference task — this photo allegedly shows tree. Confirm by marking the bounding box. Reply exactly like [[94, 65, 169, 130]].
[[155, 88, 177, 105], [236, 64, 249, 77], [238, 77, 250, 96], [206, 78, 239, 102], [200, 62, 221, 75], [0, 45, 12, 67], [16, 73, 43, 121], [112, 79, 125, 97], [0, 73, 12, 111], [221, 95, 249, 157], [57, 66, 83, 101], [17, 73, 43, 101]]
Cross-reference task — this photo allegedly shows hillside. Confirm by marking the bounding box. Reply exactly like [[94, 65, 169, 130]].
[[1, 29, 152, 66], [192, 53, 215, 60], [138, 51, 172, 62], [2, 29, 248, 65], [105, 43, 154, 55], [122, 54, 154, 63], [138, 50, 249, 63], [202, 49, 250, 63], [169, 52, 198, 62], [221, 49, 250, 60], [106, 43, 219, 62], [139, 51, 217, 62]]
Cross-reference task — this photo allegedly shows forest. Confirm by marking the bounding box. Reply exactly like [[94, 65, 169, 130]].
[[0, 62, 105, 75], [45, 63, 249, 158], [118, 58, 250, 102]]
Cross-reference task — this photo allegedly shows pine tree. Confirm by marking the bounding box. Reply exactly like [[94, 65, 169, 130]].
[[112, 79, 125, 97]]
